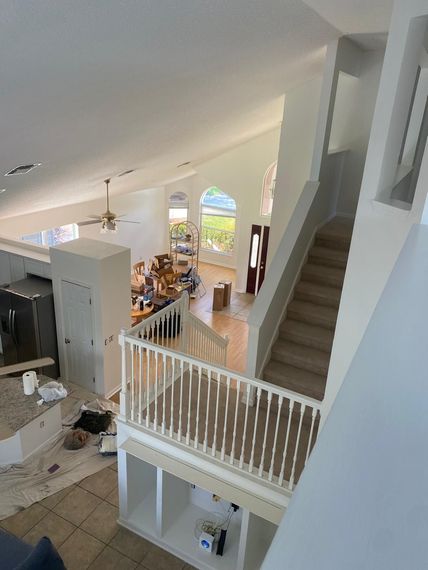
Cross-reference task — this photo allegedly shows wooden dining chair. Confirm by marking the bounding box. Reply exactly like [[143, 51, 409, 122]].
[[133, 261, 145, 280]]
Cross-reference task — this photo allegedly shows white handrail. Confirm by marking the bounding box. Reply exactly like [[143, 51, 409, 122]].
[[119, 331, 321, 492]]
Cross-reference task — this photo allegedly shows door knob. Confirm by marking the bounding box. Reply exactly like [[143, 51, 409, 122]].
[[65, 338, 71, 344]]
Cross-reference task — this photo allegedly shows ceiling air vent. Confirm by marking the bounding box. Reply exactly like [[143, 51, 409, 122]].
[[5, 163, 41, 176]]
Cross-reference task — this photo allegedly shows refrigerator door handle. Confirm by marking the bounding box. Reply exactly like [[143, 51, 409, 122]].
[[11, 309, 18, 345], [8, 309, 13, 340]]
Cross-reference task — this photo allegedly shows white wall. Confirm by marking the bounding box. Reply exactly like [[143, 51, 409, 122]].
[[323, 3, 428, 418], [165, 127, 281, 291], [50, 238, 130, 397], [0, 187, 168, 266], [401, 65, 428, 166], [329, 50, 385, 216], [267, 77, 323, 264], [262, 224, 428, 570]]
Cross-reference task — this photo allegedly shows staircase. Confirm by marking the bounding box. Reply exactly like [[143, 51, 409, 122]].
[[263, 217, 353, 401]]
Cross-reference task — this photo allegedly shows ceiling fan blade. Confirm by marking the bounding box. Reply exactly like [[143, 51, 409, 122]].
[[77, 220, 102, 226], [116, 219, 140, 224], [87, 215, 103, 220]]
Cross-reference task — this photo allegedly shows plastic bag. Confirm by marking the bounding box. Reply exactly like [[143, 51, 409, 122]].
[[38, 381, 68, 402]]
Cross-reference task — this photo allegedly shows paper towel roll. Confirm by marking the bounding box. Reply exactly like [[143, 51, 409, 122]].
[[22, 371, 38, 395]]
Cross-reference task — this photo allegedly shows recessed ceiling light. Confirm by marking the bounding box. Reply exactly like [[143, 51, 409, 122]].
[[117, 169, 135, 177], [5, 163, 42, 176], [0, 189, 6, 194]]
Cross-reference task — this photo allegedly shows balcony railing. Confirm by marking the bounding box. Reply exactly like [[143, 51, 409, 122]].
[[119, 301, 321, 494], [201, 225, 235, 254]]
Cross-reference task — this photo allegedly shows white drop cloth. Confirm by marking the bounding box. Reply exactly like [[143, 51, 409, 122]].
[[0, 389, 119, 520]]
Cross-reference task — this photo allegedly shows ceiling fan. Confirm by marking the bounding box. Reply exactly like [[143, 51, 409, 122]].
[[78, 178, 139, 233]]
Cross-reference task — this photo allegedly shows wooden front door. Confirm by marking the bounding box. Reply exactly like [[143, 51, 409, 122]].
[[246, 225, 270, 294]]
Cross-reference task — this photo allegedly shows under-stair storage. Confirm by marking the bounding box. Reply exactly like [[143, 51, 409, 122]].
[[118, 449, 277, 570]]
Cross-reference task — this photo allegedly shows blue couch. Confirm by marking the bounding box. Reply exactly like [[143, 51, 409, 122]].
[[0, 529, 65, 569]]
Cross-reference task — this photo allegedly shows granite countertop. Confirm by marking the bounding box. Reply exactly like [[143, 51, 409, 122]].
[[0, 374, 70, 436]]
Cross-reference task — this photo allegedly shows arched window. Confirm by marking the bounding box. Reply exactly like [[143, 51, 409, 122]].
[[168, 191, 189, 227], [200, 187, 236, 254], [261, 161, 277, 217]]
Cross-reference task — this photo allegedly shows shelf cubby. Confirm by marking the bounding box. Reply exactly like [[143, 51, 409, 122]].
[[118, 448, 277, 569]]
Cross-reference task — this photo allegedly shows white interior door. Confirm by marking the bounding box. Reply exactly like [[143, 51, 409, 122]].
[[61, 280, 95, 391]]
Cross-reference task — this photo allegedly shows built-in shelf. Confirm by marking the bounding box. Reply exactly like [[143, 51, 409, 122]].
[[162, 502, 241, 570], [118, 445, 277, 570]]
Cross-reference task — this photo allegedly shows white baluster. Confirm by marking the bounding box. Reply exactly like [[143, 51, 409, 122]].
[[186, 363, 193, 445], [194, 366, 202, 449], [220, 376, 231, 461], [268, 395, 283, 481], [258, 390, 272, 477], [239, 384, 251, 469], [203, 369, 212, 453], [229, 379, 241, 465], [278, 399, 295, 486], [119, 335, 129, 419], [162, 353, 167, 434], [288, 404, 306, 490], [305, 407, 318, 465], [130, 344, 135, 422], [248, 387, 262, 473], [146, 347, 151, 427], [169, 358, 175, 437], [211, 372, 221, 457], [178, 359, 184, 442], [138, 346, 142, 424], [153, 350, 159, 431]]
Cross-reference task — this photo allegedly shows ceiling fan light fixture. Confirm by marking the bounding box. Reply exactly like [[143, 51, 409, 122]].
[[100, 218, 118, 233]]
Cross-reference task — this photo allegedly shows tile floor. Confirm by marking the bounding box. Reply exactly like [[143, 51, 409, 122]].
[[0, 462, 195, 570]]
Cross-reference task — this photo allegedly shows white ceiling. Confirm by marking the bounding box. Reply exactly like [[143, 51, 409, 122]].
[[0, 0, 392, 220], [303, 0, 393, 35]]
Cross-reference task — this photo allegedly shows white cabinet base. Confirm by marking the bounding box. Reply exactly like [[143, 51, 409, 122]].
[[0, 404, 62, 466]]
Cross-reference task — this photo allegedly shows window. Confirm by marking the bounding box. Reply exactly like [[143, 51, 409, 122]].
[[168, 191, 189, 228], [22, 224, 79, 247], [200, 187, 236, 254], [261, 161, 277, 217]]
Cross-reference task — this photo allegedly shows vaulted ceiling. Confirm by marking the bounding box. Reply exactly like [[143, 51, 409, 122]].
[[0, 0, 392, 220]]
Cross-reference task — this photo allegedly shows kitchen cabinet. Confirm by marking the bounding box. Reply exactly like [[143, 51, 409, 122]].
[[9, 254, 26, 281], [0, 251, 11, 285]]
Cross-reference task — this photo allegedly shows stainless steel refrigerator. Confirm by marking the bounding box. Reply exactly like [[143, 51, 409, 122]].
[[0, 276, 59, 378]]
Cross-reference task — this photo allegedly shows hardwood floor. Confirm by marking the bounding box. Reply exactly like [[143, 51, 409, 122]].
[[188, 262, 254, 373]]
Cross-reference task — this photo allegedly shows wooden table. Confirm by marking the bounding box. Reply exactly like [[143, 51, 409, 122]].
[[130, 303, 154, 325]]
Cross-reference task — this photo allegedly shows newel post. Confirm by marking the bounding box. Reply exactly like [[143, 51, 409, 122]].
[[118, 328, 130, 420]]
